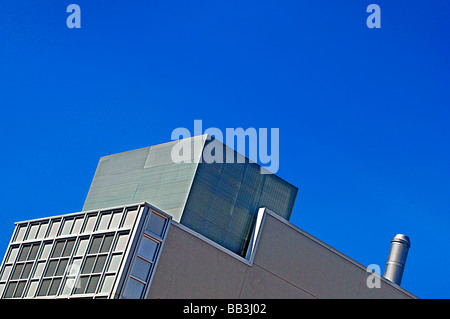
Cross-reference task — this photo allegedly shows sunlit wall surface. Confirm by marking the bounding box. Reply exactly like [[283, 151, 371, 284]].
[[0, 203, 170, 299]]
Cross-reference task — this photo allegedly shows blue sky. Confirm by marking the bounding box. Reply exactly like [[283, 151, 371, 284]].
[[0, 1, 449, 298]]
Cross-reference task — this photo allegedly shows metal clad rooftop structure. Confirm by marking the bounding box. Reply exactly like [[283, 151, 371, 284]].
[[83, 135, 298, 257]]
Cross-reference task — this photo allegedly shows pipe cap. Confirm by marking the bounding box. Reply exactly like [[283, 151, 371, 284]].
[[391, 234, 411, 248]]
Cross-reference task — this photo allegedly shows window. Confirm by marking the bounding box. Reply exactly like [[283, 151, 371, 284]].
[[1, 204, 147, 299], [76, 238, 89, 256], [72, 218, 84, 234], [122, 277, 145, 299], [122, 234, 162, 299], [137, 237, 158, 261], [61, 219, 74, 236], [48, 220, 61, 237], [109, 212, 123, 229], [61, 216, 84, 235], [96, 210, 125, 231], [36, 223, 49, 239], [100, 275, 115, 294], [26, 224, 39, 240], [1, 243, 40, 298], [123, 209, 138, 228], [1, 265, 12, 281], [97, 213, 111, 231], [145, 212, 166, 237], [14, 225, 27, 242], [73, 234, 114, 295], [130, 257, 151, 282], [83, 214, 97, 233], [26, 281, 38, 298], [40, 242, 52, 260], [37, 239, 75, 297], [7, 246, 19, 263], [114, 233, 129, 252]]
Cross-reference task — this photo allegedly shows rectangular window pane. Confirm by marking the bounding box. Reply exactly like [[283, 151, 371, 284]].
[[37, 223, 49, 239], [61, 219, 74, 235], [146, 212, 166, 237], [49, 220, 61, 237], [131, 257, 151, 282], [83, 215, 97, 233], [100, 235, 114, 253], [55, 259, 69, 276], [93, 255, 107, 273], [26, 281, 39, 298], [38, 279, 51, 296], [67, 258, 82, 277], [1, 265, 12, 281], [27, 224, 39, 240], [0, 283, 5, 297], [98, 213, 111, 231], [72, 218, 84, 234], [62, 277, 75, 295], [18, 245, 31, 261], [88, 237, 102, 254], [74, 276, 89, 294], [82, 256, 96, 274], [40, 243, 52, 260], [21, 262, 33, 279], [52, 241, 65, 258], [86, 275, 100, 293], [107, 254, 122, 273], [110, 212, 123, 229], [4, 282, 17, 298], [63, 240, 75, 257], [28, 244, 40, 261], [100, 274, 115, 294], [14, 281, 26, 297], [137, 237, 158, 261], [11, 263, 24, 279], [123, 278, 145, 299], [76, 238, 89, 256], [33, 261, 45, 279], [48, 278, 62, 296], [15, 225, 27, 242], [45, 260, 58, 277], [7, 247, 19, 263], [114, 234, 129, 252], [123, 209, 137, 228]]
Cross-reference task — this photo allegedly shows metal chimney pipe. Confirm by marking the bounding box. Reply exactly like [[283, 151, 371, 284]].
[[384, 234, 411, 286]]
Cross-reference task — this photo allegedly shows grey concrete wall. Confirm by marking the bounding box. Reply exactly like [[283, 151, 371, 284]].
[[147, 213, 416, 299]]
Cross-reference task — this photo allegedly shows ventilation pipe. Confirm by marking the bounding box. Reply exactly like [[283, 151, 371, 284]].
[[384, 234, 411, 286]]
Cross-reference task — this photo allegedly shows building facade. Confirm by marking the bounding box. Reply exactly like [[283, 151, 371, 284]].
[[83, 135, 297, 258], [0, 203, 170, 299], [0, 136, 417, 299]]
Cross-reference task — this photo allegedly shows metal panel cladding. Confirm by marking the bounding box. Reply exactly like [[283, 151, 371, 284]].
[[180, 138, 298, 257]]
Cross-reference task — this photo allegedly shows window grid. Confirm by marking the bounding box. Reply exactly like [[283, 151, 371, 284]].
[[0, 205, 141, 299], [36, 238, 75, 297], [122, 209, 169, 299]]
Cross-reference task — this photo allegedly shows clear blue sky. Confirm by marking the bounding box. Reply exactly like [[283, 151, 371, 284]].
[[0, 1, 449, 298]]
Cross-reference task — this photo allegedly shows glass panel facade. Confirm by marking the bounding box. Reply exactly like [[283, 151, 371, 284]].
[[0, 204, 157, 299], [1, 202, 172, 299]]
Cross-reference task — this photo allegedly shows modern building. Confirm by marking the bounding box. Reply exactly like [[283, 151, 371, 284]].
[[82, 135, 297, 258], [0, 136, 417, 299]]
